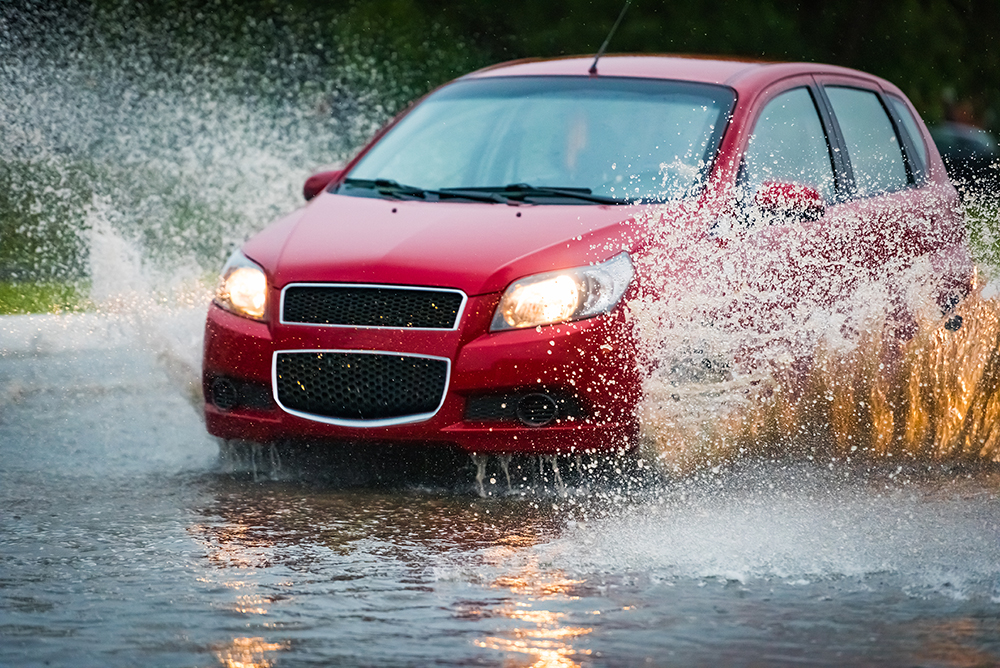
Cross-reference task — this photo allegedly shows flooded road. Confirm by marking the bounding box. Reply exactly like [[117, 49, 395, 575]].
[[2, 310, 999, 667], [3, 2, 999, 664]]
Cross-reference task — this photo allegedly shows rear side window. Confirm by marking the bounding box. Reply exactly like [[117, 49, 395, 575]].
[[887, 95, 928, 173], [741, 87, 836, 202], [826, 86, 908, 197]]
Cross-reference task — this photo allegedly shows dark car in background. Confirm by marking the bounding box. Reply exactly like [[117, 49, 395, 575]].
[[931, 121, 1000, 197]]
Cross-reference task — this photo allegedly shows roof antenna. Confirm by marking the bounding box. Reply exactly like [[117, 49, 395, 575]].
[[589, 0, 632, 75]]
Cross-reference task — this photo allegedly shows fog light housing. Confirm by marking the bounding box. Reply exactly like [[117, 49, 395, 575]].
[[211, 377, 239, 410], [517, 393, 560, 426]]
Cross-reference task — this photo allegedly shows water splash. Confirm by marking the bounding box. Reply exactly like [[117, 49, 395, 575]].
[[634, 194, 1000, 473], [532, 465, 1000, 594], [0, 2, 415, 291]]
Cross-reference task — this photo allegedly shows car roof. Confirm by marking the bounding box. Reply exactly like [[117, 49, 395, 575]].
[[464, 54, 889, 94]]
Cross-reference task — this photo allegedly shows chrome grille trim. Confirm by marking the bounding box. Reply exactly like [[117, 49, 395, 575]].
[[271, 349, 451, 427]]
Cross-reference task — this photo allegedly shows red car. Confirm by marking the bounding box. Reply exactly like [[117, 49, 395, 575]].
[[202, 55, 973, 457]]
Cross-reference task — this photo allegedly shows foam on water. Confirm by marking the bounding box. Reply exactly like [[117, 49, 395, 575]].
[[528, 469, 1000, 594]]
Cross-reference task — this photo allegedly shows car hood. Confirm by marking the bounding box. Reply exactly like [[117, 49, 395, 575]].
[[242, 193, 661, 295]]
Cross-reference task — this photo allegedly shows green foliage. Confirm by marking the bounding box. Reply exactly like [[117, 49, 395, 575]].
[[965, 199, 1000, 273], [406, 0, 1000, 130], [0, 161, 92, 282], [82, 0, 489, 115], [0, 282, 89, 315], [8, 0, 999, 125]]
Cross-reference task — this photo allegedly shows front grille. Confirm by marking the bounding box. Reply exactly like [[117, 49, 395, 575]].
[[275, 351, 448, 423], [282, 285, 464, 328]]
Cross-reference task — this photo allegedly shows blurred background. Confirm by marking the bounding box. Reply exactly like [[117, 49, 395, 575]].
[[13, 0, 993, 127], [1, 0, 998, 311]]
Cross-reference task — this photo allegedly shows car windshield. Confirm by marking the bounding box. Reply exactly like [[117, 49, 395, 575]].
[[342, 76, 735, 204]]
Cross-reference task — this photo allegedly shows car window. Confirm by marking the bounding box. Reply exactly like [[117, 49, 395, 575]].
[[887, 94, 928, 173], [346, 77, 735, 203], [741, 87, 836, 203], [826, 86, 908, 197]]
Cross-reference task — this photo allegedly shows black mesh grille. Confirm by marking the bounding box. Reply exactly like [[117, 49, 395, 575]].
[[208, 376, 274, 411], [283, 286, 463, 328], [464, 392, 585, 424], [275, 352, 448, 421]]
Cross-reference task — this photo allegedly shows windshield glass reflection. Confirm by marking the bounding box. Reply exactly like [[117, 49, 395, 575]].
[[347, 76, 735, 202]]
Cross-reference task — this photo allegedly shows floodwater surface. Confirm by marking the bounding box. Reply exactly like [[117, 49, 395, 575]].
[[1, 311, 999, 667]]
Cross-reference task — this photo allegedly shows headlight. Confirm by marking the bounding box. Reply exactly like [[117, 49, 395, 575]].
[[491, 252, 634, 331], [215, 251, 268, 321]]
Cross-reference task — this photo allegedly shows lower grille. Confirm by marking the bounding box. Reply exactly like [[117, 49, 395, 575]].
[[465, 391, 585, 426], [208, 376, 274, 411], [274, 351, 449, 424]]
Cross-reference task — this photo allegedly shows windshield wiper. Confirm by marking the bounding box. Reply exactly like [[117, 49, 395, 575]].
[[447, 183, 628, 204], [342, 179, 627, 204], [342, 178, 426, 199], [342, 178, 511, 204], [434, 187, 517, 204]]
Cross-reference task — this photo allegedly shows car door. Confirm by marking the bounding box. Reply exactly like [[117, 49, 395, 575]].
[[817, 82, 919, 271], [816, 78, 973, 320], [729, 79, 854, 332]]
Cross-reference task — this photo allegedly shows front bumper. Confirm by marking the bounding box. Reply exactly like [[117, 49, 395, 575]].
[[202, 295, 640, 454]]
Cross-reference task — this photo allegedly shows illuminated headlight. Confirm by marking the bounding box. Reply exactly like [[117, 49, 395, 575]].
[[491, 252, 634, 331], [215, 250, 268, 321]]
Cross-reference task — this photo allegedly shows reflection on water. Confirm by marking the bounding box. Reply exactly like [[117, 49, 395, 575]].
[[231, 595, 272, 616], [186, 480, 609, 666], [213, 637, 289, 668], [477, 623, 593, 668], [918, 618, 1000, 668], [478, 549, 593, 668], [173, 469, 1000, 667]]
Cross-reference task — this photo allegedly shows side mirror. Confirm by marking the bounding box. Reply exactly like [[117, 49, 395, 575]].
[[754, 181, 825, 222], [303, 169, 345, 201]]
